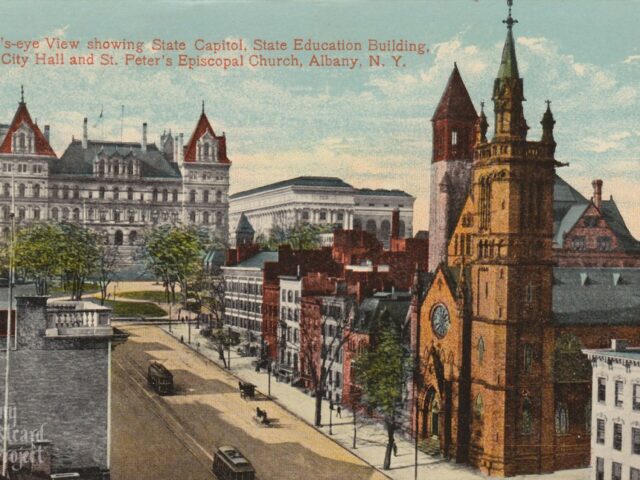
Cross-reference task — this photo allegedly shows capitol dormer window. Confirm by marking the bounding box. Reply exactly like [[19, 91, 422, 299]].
[[12, 128, 34, 154]]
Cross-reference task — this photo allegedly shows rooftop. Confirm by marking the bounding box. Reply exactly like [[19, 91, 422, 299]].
[[230, 176, 354, 199], [223, 251, 279, 270]]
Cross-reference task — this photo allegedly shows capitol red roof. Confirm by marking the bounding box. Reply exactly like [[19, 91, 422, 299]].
[[183, 110, 230, 163], [0, 101, 56, 157]]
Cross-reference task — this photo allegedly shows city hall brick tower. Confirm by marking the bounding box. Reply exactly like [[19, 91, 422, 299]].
[[427, 64, 477, 272], [418, 1, 563, 475]]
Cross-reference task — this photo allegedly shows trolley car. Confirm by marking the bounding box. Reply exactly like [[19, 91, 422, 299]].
[[212, 446, 255, 480], [147, 361, 174, 395]]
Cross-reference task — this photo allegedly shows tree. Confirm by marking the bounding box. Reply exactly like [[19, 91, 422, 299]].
[[259, 221, 332, 250], [14, 223, 65, 295], [301, 297, 355, 427], [353, 311, 412, 470], [95, 243, 120, 306], [58, 223, 99, 300]]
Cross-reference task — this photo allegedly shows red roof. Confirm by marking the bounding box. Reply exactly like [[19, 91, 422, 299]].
[[432, 64, 478, 122], [0, 101, 56, 157], [183, 111, 230, 163]]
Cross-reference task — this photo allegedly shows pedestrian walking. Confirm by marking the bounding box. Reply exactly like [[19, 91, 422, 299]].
[[336, 406, 342, 418], [180, 335, 184, 343]]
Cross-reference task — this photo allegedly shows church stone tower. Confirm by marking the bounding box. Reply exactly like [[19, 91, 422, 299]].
[[428, 64, 478, 272]]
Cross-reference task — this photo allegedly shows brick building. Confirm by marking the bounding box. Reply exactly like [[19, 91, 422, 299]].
[[414, 3, 640, 477], [0, 291, 125, 478]]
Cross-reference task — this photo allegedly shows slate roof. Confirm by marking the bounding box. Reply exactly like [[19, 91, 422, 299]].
[[497, 26, 519, 80], [552, 268, 640, 326], [233, 251, 279, 269], [553, 204, 588, 247], [353, 294, 410, 333], [51, 140, 181, 178], [235, 213, 255, 234], [599, 200, 640, 251], [230, 176, 354, 199], [0, 101, 56, 157], [432, 64, 478, 122], [355, 188, 413, 198]]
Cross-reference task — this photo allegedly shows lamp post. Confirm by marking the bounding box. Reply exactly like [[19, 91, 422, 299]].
[[352, 406, 357, 449], [329, 399, 334, 435]]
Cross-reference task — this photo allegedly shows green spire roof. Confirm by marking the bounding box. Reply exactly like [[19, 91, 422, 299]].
[[497, 27, 519, 80]]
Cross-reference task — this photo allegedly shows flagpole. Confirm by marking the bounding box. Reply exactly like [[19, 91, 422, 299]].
[[2, 163, 16, 476]]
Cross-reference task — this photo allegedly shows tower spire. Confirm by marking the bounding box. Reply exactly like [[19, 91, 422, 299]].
[[20, 85, 24, 104], [202, 100, 205, 114]]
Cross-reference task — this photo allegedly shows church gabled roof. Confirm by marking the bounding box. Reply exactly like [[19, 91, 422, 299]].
[[431, 64, 478, 122], [0, 99, 56, 157], [183, 109, 230, 164]]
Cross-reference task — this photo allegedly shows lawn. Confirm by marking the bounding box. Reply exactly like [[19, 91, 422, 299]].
[[118, 291, 172, 303], [104, 300, 167, 318]]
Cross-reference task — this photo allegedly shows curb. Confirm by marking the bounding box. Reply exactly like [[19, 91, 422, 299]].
[[159, 326, 394, 480]]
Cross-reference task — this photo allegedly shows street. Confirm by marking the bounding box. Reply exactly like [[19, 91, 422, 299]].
[[110, 324, 384, 480]]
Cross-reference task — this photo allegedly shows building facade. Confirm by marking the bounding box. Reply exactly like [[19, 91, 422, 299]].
[[229, 176, 414, 248], [0, 97, 231, 267], [414, 3, 640, 477], [583, 341, 640, 480], [0, 294, 124, 478], [278, 275, 302, 381]]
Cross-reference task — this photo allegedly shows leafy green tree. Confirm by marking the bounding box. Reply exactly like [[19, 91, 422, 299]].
[[259, 221, 332, 250], [353, 313, 412, 470], [95, 243, 120, 306], [14, 223, 65, 295], [58, 223, 99, 300]]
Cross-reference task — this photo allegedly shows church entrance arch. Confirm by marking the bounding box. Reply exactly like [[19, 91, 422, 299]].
[[421, 386, 440, 440]]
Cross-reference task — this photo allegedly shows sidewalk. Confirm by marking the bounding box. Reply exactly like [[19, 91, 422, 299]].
[[158, 322, 590, 480]]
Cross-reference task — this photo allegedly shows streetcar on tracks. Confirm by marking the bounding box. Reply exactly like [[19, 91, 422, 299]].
[[147, 361, 174, 395], [212, 445, 255, 480]]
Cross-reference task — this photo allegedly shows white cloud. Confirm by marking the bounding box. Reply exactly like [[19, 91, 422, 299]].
[[623, 55, 640, 64]]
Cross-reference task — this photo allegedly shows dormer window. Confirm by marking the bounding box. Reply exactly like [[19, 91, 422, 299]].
[[12, 126, 35, 154], [196, 132, 218, 162]]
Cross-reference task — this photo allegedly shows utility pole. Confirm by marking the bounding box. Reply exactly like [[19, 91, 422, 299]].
[[2, 163, 16, 477]]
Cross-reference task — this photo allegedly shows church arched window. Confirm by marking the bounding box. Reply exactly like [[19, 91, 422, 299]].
[[555, 403, 569, 434], [477, 336, 485, 365], [479, 177, 492, 230], [523, 343, 533, 373], [522, 397, 533, 434]]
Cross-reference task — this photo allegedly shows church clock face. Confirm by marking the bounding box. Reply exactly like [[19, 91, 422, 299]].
[[431, 304, 451, 339]]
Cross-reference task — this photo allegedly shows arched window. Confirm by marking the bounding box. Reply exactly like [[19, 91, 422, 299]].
[[51, 207, 59, 220], [523, 343, 533, 373], [2, 206, 10, 220], [216, 211, 223, 227], [114, 230, 124, 246], [202, 212, 209, 225], [127, 187, 134, 200], [522, 398, 533, 434], [129, 230, 138, 245], [172, 189, 178, 202], [152, 189, 159, 202], [72, 208, 80, 222], [477, 336, 485, 365], [62, 185, 69, 199], [62, 208, 69, 220], [33, 207, 40, 220], [216, 191, 222, 203], [99, 187, 105, 199], [203, 143, 210, 158], [17, 208, 25, 221], [189, 211, 196, 223], [474, 394, 484, 420], [203, 190, 209, 203], [3, 184, 9, 197], [162, 189, 168, 202], [98, 159, 105, 176], [288, 291, 293, 303], [73, 186, 80, 199], [18, 184, 26, 198], [189, 190, 196, 203], [555, 403, 569, 434], [353, 218, 362, 230], [113, 187, 119, 200], [365, 219, 377, 235], [18, 133, 25, 150], [380, 220, 391, 239], [33, 184, 40, 198]]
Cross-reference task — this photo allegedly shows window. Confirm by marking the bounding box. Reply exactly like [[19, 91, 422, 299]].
[[128, 187, 134, 200], [189, 190, 196, 203], [555, 403, 569, 434], [611, 462, 621, 480], [18, 184, 25, 198], [571, 236, 586, 251], [302, 211, 309, 221], [632, 468, 640, 480], [51, 208, 58, 220], [319, 211, 327, 221], [615, 380, 623, 407], [33, 207, 40, 220], [162, 189, 168, 202], [33, 184, 40, 198], [523, 343, 532, 373], [189, 211, 196, 223], [596, 418, 605, 444], [113, 187, 119, 200], [595, 458, 604, 480], [73, 186, 80, 199], [172, 189, 178, 202], [521, 398, 532, 434], [62, 185, 69, 199], [613, 423, 622, 451], [598, 378, 606, 402], [99, 187, 105, 199], [633, 427, 640, 454], [203, 190, 209, 203], [634, 385, 640, 410], [597, 236, 612, 251], [477, 337, 485, 365], [451, 130, 458, 146], [202, 212, 209, 225]]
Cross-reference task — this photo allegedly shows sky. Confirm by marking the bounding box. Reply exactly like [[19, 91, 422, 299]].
[[1, 0, 639, 236]]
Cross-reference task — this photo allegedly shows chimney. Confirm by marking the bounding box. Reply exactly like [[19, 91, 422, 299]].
[[391, 208, 400, 240], [43, 125, 50, 143], [592, 179, 603, 209], [82, 117, 88, 149], [142, 123, 148, 152], [611, 339, 628, 352], [178, 133, 184, 163], [174, 135, 179, 163]]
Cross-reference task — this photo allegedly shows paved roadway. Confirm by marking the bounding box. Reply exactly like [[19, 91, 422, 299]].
[[111, 324, 384, 480]]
